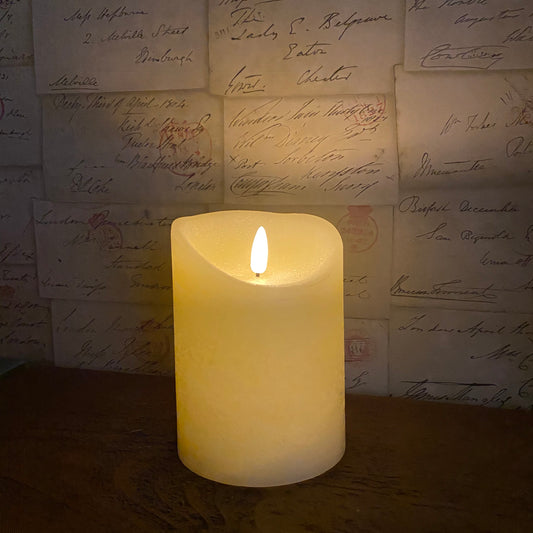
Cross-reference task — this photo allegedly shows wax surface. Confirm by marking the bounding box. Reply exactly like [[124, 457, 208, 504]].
[[171, 210, 345, 487]]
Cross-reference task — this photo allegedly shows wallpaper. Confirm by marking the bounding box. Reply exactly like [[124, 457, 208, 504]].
[[0, 0, 532, 409]]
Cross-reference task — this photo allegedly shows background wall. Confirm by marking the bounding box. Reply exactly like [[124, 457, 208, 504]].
[[0, 0, 532, 409]]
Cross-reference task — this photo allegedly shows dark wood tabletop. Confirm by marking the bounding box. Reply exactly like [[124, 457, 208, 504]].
[[0, 364, 531, 532]]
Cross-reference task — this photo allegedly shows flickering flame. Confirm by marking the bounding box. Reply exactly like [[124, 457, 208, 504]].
[[250, 226, 268, 275]]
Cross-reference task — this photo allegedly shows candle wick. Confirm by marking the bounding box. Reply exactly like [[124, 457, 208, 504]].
[[256, 273, 260, 278]]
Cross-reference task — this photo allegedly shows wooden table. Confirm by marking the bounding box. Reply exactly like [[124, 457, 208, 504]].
[[1, 365, 531, 532]]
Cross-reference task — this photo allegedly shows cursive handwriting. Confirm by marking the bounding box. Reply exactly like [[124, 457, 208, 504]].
[[346, 371, 369, 390], [504, 25, 533, 44], [319, 11, 392, 41], [421, 43, 506, 70], [398, 195, 451, 217], [344, 275, 371, 300], [391, 274, 498, 304], [284, 41, 331, 60], [135, 47, 192, 66], [460, 228, 514, 245], [225, 94, 395, 203], [401, 379, 511, 409], [413, 152, 492, 178], [63, 6, 149, 26], [470, 344, 533, 371], [230, 173, 305, 197], [506, 136, 533, 158], [152, 23, 188, 38], [49, 73, 99, 91], [296, 64, 357, 85], [225, 65, 266, 96]]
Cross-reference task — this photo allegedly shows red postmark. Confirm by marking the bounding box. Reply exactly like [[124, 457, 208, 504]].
[[341, 96, 387, 139], [352, 96, 386, 127], [344, 330, 375, 363], [158, 114, 213, 177], [87, 211, 123, 251], [337, 206, 378, 253], [0, 284, 15, 299]]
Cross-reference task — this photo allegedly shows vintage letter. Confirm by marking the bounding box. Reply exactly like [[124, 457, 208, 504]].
[[0, 0, 33, 66], [34, 200, 206, 304], [337, 206, 393, 319], [405, 0, 533, 71], [52, 300, 173, 375], [224, 96, 398, 205], [395, 67, 533, 188], [32, 0, 207, 93], [0, 67, 41, 165], [209, 0, 403, 96], [390, 306, 533, 410], [43, 91, 223, 204], [391, 188, 533, 314], [0, 264, 52, 361], [0, 168, 44, 264]]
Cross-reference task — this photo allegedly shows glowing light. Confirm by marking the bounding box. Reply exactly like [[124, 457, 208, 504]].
[[250, 226, 268, 274]]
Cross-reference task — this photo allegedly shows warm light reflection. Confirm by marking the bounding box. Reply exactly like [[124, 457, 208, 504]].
[[250, 226, 268, 274]]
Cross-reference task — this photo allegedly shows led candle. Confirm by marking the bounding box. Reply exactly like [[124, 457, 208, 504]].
[[171, 210, 345, 487]]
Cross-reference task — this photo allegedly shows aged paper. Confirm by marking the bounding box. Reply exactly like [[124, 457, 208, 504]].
[[209, 0, 403, 96], [0, 168, 43, 264], [208, 204, 393, 319], [0, 265, 52, 361], [34, 201, 206, 303], [224, 96, 398, 205], [396, 67, 533, 188], [391, 188, 533, 314], [0, 67, 41, 165], [390, 306, 533, 410], [338, 206, 393, 319], [405, 0, 533, 71], [344, 318, 388, 396], [32, 0, 207, 93], [52, 300, 173, 375], [43, 91, 223, 204], [0, 0, 33, 66]]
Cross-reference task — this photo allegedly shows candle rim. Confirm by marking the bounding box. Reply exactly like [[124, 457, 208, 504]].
[[171, 210, 343, 288]]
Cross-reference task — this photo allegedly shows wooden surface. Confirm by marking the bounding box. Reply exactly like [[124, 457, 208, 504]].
[[0, 365, 532, 533]]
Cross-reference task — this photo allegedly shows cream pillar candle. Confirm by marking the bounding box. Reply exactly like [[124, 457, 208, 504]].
[[171, 210, 345, 487]]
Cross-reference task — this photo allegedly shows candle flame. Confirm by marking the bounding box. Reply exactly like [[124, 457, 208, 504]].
[[250, 226, 268, 274]]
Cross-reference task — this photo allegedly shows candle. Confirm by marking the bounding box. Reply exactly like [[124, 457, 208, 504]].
[[170, 210, 345, 487]]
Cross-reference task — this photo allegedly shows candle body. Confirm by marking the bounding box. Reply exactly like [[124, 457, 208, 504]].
[[171, 210, 345, 487]]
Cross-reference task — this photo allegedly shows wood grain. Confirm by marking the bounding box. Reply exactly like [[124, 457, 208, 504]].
[[1, 365, 532, 532]]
